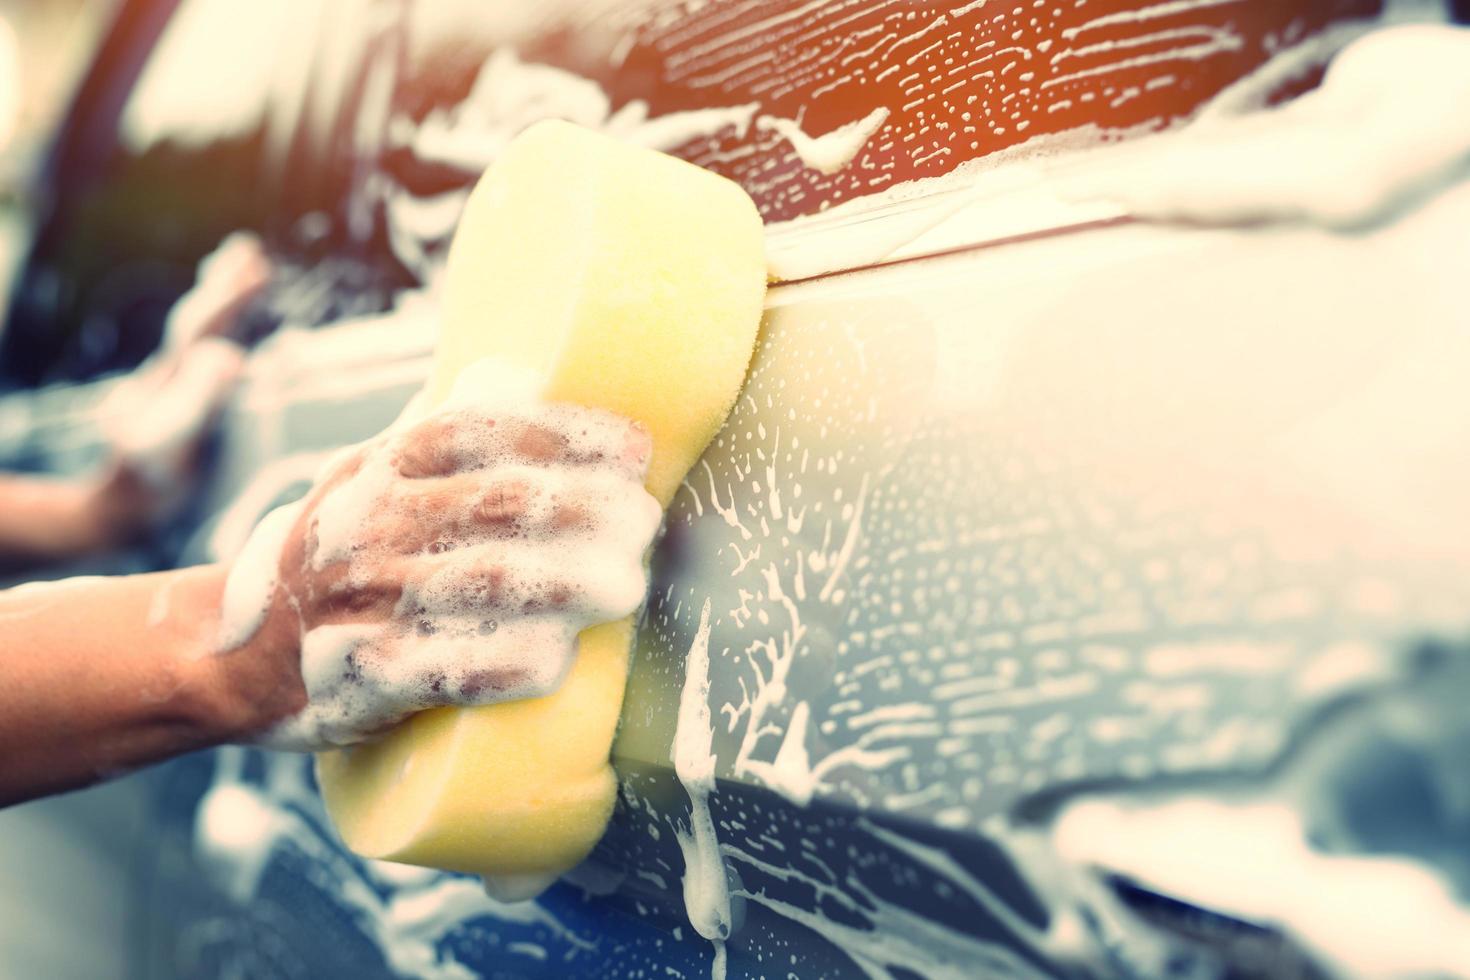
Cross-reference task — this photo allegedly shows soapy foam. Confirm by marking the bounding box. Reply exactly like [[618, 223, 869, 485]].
[[217, 359, 661, 750], [192, 9, 1470, 975], [385, 3, 1453, 288], [760, 5, 1457, 279], [411, 47, 765, 175], [1057, 24, 1470, 229], [640, 195, 1470, 973], [606, 98, 761, 151], [672, 600, 732, 977], [411, 47, 613, 171], [215, 500, 299, 651], [206, 450, 331, 564], [755, 106, 891, 176]]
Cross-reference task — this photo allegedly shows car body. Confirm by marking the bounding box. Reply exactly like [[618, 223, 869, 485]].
[[2, 1, 1470, 978]]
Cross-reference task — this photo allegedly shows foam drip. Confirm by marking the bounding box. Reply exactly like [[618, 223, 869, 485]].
[[672, 600, 732, 978]]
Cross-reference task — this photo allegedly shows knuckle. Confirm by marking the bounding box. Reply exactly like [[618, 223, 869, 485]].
[[513, 422, 569, 462], [304, 567, 402, 625], [622, 422, 653, 469], [550, 500, 591, 532], [457, 668, 506, 701], [473, 479, 533, 526], [457, 563, 508, 604], [395, 421, 459, 478]]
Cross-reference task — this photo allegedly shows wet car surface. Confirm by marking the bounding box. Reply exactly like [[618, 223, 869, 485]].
[[2, 1, 1470, 978]]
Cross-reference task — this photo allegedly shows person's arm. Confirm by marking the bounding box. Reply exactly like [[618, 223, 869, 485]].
[[0, 564, 297, 806], [0, 463, 159, 568], [0, 234, 271, 572], [0, 400, 658, 806], [0, 473, 109, 563]]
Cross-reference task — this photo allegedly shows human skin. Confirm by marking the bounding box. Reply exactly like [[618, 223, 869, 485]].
[[0, 233, 270, 572], [0, 404, 656, 807], [0, 462, 163, 570]]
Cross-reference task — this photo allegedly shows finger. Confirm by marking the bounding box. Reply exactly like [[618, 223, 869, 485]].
[[312, 444, 368, 496], [508, 418, 570, 464], [485, 405, 633, 469], [471, 478, 535, 529], [407, 661, 532, 709], [301, 561, 406, 628], [407, 544, 578, 617], [619, 421, 653, 477], [549, 496, 590, 532], [417, 631, 573, 707], [394, 418, 462, 478], [544, 478, 663, 546], [394, 409, 540, 477], [295, 448, 370, 563], [424, 473, 540, 542], [356, 472, 543, 554], [540, 482, 620, 535], [508, 409, 650, 475], [439, 560, 511, 607], [400, 556, 516, 624], [396, 404, 649, 477], [461, 467, 597, 535], [443, 664, 532, 703], [394, 408, 519, 477], [463, 473, 588, 538]]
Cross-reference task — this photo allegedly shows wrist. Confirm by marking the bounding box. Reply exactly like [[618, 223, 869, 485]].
[[83, 461, 158, 549], [215, 612, 308, 743], [175, 564, 307, 744]]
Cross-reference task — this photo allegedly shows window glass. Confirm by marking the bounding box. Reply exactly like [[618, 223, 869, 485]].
[[1, 0, 318, 385], [120, 0, 295, 153]]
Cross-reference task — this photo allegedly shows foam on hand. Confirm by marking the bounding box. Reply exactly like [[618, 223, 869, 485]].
[[216, 383, 662, 753], [162, 232, 270, 350], [216, 499, 300, 652], [277, 402, 658, 751]]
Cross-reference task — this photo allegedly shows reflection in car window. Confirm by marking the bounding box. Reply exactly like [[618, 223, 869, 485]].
[[384, 4, 624, 282], [0, 0, 314, 386], [120, 0, 295, 153]]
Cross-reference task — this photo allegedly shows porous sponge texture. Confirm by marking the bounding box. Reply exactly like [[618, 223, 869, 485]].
[[316, 121, 766, 880]]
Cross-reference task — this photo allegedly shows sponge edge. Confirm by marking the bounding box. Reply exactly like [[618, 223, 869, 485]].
[[431, 118, 767, 503], [316, 120, 766, 884]]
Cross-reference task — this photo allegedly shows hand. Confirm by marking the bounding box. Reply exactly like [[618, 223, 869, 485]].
[[96, 335, 245, 517], [92, 234, 272, 534], [221, 400, 662, 750], [162, 232, 272, 350]]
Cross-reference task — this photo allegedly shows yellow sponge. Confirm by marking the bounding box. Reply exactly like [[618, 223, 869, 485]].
[[315, 120, 765, 886]]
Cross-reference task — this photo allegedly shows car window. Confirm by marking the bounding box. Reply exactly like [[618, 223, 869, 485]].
[[120, 0, 295, 154], [0, 0, 320, 386]]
